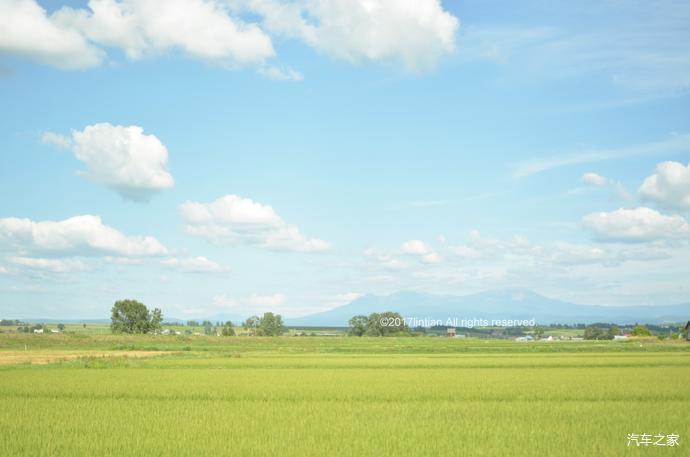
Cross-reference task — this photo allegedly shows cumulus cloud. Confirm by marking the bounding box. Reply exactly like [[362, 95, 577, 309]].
[[43, 123, 174, 201], [0, 215, 167, 257], [582, 172, 608, 187], [244, 0, 459, 71], [582, 207, 690, 242], [180, 194, 330, 252], [161, 256, 226, 273], [639, 161, 690, 210], [581, 172, 631, 199], [0, 0, 103, 69], [1, 0, 459, 74], [53, 0, 275, 66], [400, 239, 441, 263]]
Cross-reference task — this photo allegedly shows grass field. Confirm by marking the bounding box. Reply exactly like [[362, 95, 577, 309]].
[[0, 334, 688, 456]]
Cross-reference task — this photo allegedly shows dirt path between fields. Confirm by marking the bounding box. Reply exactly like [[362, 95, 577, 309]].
[[0, 350, 171, 365]]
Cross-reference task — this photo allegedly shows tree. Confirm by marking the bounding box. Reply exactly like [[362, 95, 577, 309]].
[[57, 323, 65, 331], [606, 325, 620, 339], [349, 312, 409, 337], [203, 321, 215, 336], [348, 315, 368, 336], [110, 299, 163, 334], [150, 309, 162, 333], [187, 320, 199, 327], [533, 326, 545, 339], [584, 326, 605, 340], [631, 324, 652, 337], [257, 312, 285, 336], [221, 321, 235, 336], [243, 316, 260, 335]]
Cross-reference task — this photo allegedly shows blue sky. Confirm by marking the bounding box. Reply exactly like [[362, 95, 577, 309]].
[[1, 0, 690, 319]]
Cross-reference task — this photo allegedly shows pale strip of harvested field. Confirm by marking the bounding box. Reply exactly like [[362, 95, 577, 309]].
[[0, 350, 171, 366]]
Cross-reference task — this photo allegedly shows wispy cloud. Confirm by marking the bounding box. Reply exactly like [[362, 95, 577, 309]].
[[459, 2, 690, 94], [513, 133, 690, 177]]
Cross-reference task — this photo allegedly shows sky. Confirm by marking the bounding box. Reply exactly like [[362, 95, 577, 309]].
[[1, 0, 690, 320]]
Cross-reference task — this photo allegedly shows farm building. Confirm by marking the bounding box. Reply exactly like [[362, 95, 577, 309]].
[[685, 321, 690, 341], [33, 328, 43, 334], [447, 328, 456, 337]]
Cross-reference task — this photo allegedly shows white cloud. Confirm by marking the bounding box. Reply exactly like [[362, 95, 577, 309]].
[[40, 131, 72, 149], [582, 172, 631, 199], [582, 172, 608, 187], [0, 215, 167, 257], [639, 161, 690, 210], [513, 134, 690, 177], [180, 194, 329, 252], [161, 256, 226, 273], [0, 265, 8, 274], [458, 3, 690, 94], [2, 0, 459, 74], [44, 123, 174, 201], [325, 292, 362, 307], [364, 247, 409, 270], [250, 293, 285, 306], [54, 0, 275, 66], [257, 65, 303, 81], [400, 239, 442, 264], [213, 292, 287, 314], [9, 256, 88, 273], [0, 0, 103, 69], [247, 0, 459, 72], [582, 207, 690, 242], [400, 239, 431, 255], [441, 230, 670, 267]]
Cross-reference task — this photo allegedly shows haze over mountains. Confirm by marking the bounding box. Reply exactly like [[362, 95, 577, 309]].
[[285, 289, 690, 327]]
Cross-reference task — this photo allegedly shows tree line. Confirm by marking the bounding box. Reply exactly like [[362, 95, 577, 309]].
[[110, 300, 285, 336], [348, 312, 411, 336]]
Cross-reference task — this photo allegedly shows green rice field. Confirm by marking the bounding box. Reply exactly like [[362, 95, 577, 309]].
[[0, 334, 688, 456]]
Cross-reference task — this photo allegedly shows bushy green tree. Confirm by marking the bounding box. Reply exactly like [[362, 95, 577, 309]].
[[242, 316, 260, 335], [348, 315, 368, 336], [349, 311, 409, 337], [584, 326, 605, 340], [607, 325, 620, 339], [57, 323, 65, 331], [631, 324, 652, 337], [257, 312, 285, 336], [110, 299, 163, 334], [221, 321, 235, 336]]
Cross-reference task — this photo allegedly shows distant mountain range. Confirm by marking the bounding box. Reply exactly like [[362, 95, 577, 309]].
[[285, 289, 690, 326], [16, 289, 690, 327]]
